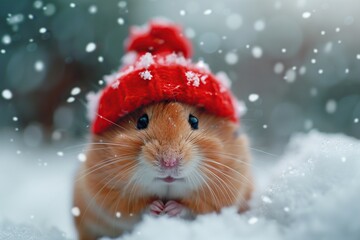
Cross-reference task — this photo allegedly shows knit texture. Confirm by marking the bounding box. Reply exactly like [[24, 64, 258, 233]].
[[92, 20, 238, 134]]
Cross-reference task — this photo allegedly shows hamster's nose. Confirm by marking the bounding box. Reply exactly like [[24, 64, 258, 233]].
[[160, 157, 180, 169]]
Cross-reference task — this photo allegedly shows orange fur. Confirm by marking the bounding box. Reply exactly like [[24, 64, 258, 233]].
[[73, 102, 253, 239]]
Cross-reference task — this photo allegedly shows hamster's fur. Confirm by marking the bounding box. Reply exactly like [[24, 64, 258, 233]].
[[73, 102, 253, 240]]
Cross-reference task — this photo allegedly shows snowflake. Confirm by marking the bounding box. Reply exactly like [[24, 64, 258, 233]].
[[185, 71, 207, 87], [139, 70, 153, 80], [136, 52, 154, 69], [111, 80, 120, 89]]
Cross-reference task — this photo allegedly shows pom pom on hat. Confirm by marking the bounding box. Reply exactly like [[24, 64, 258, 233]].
[[90, 19, 241, 134], [126, 19, 192, 58]]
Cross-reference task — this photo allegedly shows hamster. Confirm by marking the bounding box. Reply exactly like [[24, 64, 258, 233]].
[[73, 101, 253, 240]]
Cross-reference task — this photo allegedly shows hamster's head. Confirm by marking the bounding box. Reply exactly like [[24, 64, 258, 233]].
[[89, 101, 248, 200]]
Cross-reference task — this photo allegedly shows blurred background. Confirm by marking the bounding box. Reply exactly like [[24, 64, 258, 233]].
[[1, 0, 360, 153]]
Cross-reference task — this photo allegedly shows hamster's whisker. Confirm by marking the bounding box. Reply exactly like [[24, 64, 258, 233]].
[[202, 162, 245, 187], [201, 151, 259, 170], [201, 167, 235, 205], [197, 167, 222, 209], [79, 167, 128, 226], [202, 162, 248, 205], [189, 172, 206, 207], [249, 147, 278, 157], [95, 112, 128, 132], [203, 159, 253, 185], [76, 157, 135, 182], [218, 141, 278, 158]]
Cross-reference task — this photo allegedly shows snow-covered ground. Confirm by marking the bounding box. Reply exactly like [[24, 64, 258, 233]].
[[1, 131, 360, 239]]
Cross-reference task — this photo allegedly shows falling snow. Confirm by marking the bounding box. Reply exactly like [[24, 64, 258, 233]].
[[89, 5, 98, 14], [2, 34, 11, 45], [117, 18, 125, 25], [71, 207, 80, 217], [203, 9, 212, 15], [70, 87, 81, 96], [252, 46, 263, 58], [226, 14, 242, 30], [66, 97, 75, 103], [254, 19, 266, 31], [39, 27, 46, 33], [284, 69, 296, 83], [225, 52, 238, 65], [34, 61, 44, 72], [1, 89, 13, 100], [274, 62, 285, 74], [77, 153, 87, 162], [302, 11, 311, 19], [86, 42, 97, 52], [326, 99, 337, 114], [248, 94, 259, 102]]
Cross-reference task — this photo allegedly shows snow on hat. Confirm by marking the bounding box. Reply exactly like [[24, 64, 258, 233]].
[[88, 19, 245, 134]]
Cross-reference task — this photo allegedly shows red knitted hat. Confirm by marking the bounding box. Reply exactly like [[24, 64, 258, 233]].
[[90, 19, 242, 134]]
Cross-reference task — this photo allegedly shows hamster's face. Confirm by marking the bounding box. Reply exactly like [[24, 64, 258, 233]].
[[90, 102, 247, 200]]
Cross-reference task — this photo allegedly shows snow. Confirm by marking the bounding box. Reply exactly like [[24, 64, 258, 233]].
[[71, 207, 80, 217], [86, 91, 102, 121], [34, 61, 44, 72], [251, 46, 263, 58], [39, 27, 46, 34], [274, 62, 284, 74], [66, 97, 75, 103], [136, 52, 154, 69], [203, 9, 212, 15], [118, 1, 127, 8], [284, 69, 296, 83], [2, 34, 11, 45], [77, 153, 87, 162], [88, 5, 98, 14], [325, 99, 337, 114], [302, 11, 311, 19], [185, 71, 207, 87], [215, 71, 232, 91], [225, 52, 238, 65], [254, 19, 266, 31], [111, 80, 120, 89], [248, 94, 259, 102], [85, 43, 97, 53], [70, 87, 81, 96], [1, 131, 360, 239], [118, 18, 125, 25], [1, 89, 13, 100], [139, 70, 153, 80], [226, 14, 243, 30]]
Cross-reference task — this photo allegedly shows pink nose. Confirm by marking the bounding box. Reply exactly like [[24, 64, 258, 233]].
[[160, 158, 179, 168]]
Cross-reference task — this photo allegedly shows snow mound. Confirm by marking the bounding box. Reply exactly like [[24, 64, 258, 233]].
[[109, 131, 360, 240], [0, 221, 68, 240], [1, 131, 359, 239]]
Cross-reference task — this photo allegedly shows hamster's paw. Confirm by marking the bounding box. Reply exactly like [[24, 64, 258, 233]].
[[164, 200, 186, 217], [150, 200, 165, 216]]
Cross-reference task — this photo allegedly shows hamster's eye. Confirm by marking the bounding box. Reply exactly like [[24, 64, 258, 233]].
[[188, 114, 199, 130], [137, 114, 149, 130]]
